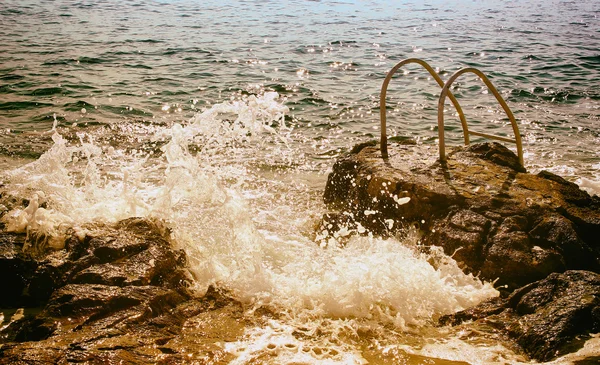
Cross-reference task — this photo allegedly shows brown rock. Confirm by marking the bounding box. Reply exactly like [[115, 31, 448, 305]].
[[0, 232, 36, 307], [0, 217, 200, 364], [323, 142, 600, 289]]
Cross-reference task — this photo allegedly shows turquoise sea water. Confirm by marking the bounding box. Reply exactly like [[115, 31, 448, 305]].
[[1, 1, 600, 363]]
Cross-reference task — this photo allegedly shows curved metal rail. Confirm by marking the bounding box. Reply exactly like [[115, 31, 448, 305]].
[[379, 58, 524, 168], [437, 67, 524, 166], [380, 58, 469, 158]]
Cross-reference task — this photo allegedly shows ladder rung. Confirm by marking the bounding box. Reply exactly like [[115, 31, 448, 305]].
[[468, 131, 516, 144]]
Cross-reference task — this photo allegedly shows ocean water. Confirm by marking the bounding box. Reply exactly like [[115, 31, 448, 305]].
[[1, 0, 599, 363]]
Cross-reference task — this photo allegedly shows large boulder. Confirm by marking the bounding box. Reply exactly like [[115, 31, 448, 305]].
[[323, 142, 600, 290]]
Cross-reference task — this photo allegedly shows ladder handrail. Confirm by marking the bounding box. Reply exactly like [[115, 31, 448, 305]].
[[380, 58, 469, 158], [437, 67, 524, 166], [379, 59, 524, 168]]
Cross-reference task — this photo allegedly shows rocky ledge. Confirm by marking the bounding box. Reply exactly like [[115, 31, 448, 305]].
[[323, 141, 600, 361], [0, 217, 258, 364]]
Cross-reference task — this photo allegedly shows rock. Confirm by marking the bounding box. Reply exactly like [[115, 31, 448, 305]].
[[43, 284, 185, 319], [0, 286, 253, 365], [439, 270, 600, 362], [0, 211, 262, 364], [0, 217, 189, 308], [0, 216, 228, 364], [71, 242, 186, 287], [323, 142, 600, 289]]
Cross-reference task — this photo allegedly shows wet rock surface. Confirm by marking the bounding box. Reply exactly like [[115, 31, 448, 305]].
[[0, 217, 256, 364], [439, 270, 600, 362], [324, 142, 600, 290]]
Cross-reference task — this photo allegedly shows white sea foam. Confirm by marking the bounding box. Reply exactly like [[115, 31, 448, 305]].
[[2, 118, 157, 246]]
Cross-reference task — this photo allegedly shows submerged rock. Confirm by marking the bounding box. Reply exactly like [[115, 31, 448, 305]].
[[323, 142, 600, 290], [439, 270, 600, 362]]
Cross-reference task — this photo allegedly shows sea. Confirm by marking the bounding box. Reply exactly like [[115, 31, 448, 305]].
[[0, 0, 599, 364]]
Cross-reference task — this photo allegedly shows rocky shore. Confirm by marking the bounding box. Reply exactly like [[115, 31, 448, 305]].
[[323, 141, 600, 362], [0, 216, 261, 364], [1, 141, 599, 363]]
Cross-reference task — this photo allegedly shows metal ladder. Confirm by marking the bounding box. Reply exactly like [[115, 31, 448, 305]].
[[379, 58, 524, 167]]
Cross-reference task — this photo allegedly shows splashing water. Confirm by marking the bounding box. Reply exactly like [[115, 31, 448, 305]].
[[1, 93, 507, 363]]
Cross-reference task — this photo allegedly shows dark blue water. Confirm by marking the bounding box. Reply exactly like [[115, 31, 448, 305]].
[[1, 0, 598, 182]]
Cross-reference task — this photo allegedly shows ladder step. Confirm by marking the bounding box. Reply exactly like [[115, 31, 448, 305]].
[[468, 131, 516, 144]]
